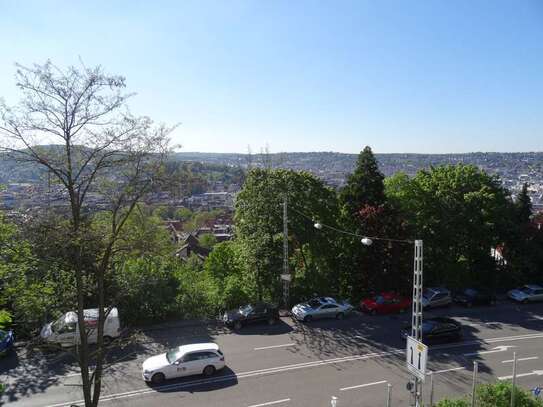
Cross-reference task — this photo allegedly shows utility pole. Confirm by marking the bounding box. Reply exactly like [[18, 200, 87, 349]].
[[411, 240, 424, 407], [282, 196, 290, 308]]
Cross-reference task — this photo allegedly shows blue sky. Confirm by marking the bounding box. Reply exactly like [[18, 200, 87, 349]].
[[1, 0, 542, 154]]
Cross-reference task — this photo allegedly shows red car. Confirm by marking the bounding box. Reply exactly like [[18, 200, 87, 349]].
[[360, 292, 411, 315]]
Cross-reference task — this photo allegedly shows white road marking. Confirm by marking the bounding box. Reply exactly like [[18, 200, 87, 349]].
[[466, 322, 500, 327], [46, 331, 543, 407], [463, 345, 516, 357], [247, 398, 291, 407], [340, 380, 387, 391], [502, 356, 539, 363], [254, 343, 294, 351], [428, 367, 465, 375], [498, 370, 543, 380]]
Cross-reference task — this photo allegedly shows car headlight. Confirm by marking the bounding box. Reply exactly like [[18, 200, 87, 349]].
[[143, 369, 152, 374]]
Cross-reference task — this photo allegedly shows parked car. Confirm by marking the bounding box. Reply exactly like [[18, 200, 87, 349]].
[[40, 307, 121, 347], [222, 303, 279, 330], [360, 292, 411, 315], [508, 284, 543, 304], [0, 329, 14, 356], [453, 288, 496, 307], [291, 297, 353, 322], [421, 287, 452, 309], [142, 343, 225, 384], [401, 317, 462, 344]]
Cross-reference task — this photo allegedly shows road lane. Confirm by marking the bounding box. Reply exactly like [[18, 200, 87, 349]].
[[3, 302, 543, 406]]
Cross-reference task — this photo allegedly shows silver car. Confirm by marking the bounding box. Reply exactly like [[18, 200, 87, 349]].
[[508, 284, 543, 303], [291, 297, 353, 322], [421, 287, 452, 309]]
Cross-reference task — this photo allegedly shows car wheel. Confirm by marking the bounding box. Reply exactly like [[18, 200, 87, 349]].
[[234, 321, 243, 330], [103, 336, 113, 346], [304, 315, 313, 323], [336, 312, 344, 320], [203, 365, 216, 377], [268, 317, 277, 325], [151, 372, 165, 384], [370, 309, 377, 316]]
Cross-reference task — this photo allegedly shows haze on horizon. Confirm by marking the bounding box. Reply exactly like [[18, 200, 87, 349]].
[[0, 0, 542, 155]]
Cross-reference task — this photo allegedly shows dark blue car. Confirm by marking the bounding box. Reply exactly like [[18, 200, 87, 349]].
[[0, 329, 14, 355]]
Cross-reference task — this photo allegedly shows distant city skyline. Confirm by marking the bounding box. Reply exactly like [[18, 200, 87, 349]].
[[1, 0, 542, 154]]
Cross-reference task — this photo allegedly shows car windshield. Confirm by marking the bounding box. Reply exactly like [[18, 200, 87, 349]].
[[308, 299, 322, 308], [422, 321, 437, 333], [51, 317, 65, 333], [166, 347, 183, 364], [464, 288, 478, 296], [239, 304, 253, 316], [422, 289, 434, 299], [521, 287, 533, 294]]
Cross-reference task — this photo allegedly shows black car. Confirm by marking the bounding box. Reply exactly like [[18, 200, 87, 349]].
[[453, 288, 496, 307], [402, 317, 462, 344], [222, 303, 279, 330]]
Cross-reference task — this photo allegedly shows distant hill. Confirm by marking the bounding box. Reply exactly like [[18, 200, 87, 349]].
[[2, 149, 542, 186]]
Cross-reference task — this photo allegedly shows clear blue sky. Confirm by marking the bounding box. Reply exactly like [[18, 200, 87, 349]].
[[1, 0, 542, 154]]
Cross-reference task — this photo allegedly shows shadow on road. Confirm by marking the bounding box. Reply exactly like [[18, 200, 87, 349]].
[[148, 366, 238, 393]]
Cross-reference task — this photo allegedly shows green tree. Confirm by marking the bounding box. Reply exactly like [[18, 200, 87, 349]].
[[516, 183, 532, 223], [235, 168, 340, 304], [0, 61, 173, 407], [199, 233, 218, 249], [339, 146, 385, 218], [385, 165, 511, 288]]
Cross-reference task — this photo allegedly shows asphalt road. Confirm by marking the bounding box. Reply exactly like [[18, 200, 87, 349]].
[[2, 301, 543, 407]]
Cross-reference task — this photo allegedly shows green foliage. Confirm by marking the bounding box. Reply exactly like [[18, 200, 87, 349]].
[[204, 241, 252, 309], [0, 310, 12, 329], [114, 257, 179, 325], [235, 168, 340, 304], [385, 164, 511, 289], [437, 382, 543, 407], [435, 399, 469, 407], [199, 233, 217, 249], [174, 207, 193, 221], [339, 146, 385, 217]]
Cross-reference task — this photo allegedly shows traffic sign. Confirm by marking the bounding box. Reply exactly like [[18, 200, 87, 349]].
[[406, 336, 428, 382]]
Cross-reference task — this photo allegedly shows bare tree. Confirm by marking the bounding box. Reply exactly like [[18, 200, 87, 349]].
[[0, 61, 175, 407]]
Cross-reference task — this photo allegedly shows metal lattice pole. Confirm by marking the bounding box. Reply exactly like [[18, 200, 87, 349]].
[[511, 352, 517, 407], [282, 197, 289, 308], [411, 240, 424, 407], [471, 361, 478, 407]]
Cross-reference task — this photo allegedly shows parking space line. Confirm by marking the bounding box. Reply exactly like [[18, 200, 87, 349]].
[[429, 367, 465, 375], [340, 380, 387, 391], [502, 356, 539, 363], [254, 343, 294, 351], [247, 398, 291, 407]]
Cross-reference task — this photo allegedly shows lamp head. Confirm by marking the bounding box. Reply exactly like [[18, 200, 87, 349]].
[[361, 237, 373, 246]]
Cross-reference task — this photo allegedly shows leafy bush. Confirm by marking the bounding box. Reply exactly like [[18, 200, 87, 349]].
[[0, 310, 12, 329], [437, 382, 543, 407]]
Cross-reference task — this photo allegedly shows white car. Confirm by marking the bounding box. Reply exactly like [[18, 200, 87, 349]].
[[291, 297, 353, 322], [142, 343, 225, 384], [508, 284, 543, 304]]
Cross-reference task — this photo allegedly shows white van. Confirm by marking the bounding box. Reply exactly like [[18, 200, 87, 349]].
[[40, 307, 121, 347]]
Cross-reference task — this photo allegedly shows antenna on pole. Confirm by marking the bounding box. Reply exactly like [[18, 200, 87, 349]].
[[282, 195, 290, 308]]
